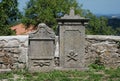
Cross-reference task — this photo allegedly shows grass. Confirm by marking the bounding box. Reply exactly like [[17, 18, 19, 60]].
[[0, 65, 120, 81]]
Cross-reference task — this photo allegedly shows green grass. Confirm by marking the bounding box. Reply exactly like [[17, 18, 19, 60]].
[[0, 66, 120, 81]]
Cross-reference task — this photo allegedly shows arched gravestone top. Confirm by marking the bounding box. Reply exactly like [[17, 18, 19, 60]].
[[29, 23, 55, 40]]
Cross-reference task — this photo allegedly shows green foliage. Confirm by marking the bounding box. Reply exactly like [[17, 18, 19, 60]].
[[0, 0, 117, 35], [22, 0, 116, 35], [88, 57, 105, 71], [0, 72, 14, 80], [1, 68, 120, 81], [105, 67, 120, 78], [0, 0, 21, 35], [115, 27, 120, 35], [85, 12, 116, 35], [89, 64, 105, 72], [108, 18, 120, 35], [88, 73, 103, 81], [22, 0, 83, 30]]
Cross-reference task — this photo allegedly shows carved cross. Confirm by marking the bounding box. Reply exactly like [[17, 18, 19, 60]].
[[69, 7, 75, 16], [67, 50, 78, 62]]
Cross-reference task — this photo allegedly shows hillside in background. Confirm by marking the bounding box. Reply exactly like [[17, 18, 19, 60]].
[[108, 18, 120, 28], [96, 14, 120, 35], [102, 14, 120, 28], [105, 14, 120, 29]]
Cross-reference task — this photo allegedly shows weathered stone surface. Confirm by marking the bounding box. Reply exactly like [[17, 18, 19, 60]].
[[28, 23, 55, 72], [85, 35, 120, 68], [55, 36, 59, 57], [23, 40, 28, 47], [0, 40, 7, 47], [57, 8, 89, 70], [10, 48, 21, 54], [0, 35, 28, 71], [0, 31, 120, 71], [5, 39, 20, 47], [18, 47, 28, 63]]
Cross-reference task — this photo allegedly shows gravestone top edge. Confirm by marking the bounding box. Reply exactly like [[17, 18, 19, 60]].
[[57, 7, 89, 23], [29, 23, 55, 39], [57, 18, 89, 22]]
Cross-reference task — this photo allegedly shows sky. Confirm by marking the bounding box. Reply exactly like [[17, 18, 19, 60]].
[[18, 0, 120, 15], [18, 0, 29, 12], [78, 0, 120, 15]]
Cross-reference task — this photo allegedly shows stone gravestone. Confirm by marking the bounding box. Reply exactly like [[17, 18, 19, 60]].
[[28, 23, 55, 72], [57, 8, 89, 70]]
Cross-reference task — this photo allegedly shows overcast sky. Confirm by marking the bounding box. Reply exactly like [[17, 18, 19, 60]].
[[18, 0, 120, 15]]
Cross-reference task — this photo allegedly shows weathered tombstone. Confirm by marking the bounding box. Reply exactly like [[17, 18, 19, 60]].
[[57, 8, 89, 70], [28, 23, 55, 72]]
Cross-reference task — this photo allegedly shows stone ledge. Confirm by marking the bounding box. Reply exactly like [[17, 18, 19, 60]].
[[0, 69, 11, 73], [0, 35, 28, 42], [86, 35, 120, 41]]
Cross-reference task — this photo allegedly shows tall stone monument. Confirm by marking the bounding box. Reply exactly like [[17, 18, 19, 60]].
[[28, 23, 55, 72], [57, 8, 89, 70]]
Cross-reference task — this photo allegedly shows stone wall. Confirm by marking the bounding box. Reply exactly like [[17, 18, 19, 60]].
[[0, 35, 28, 70], [0, 35, 120, 71], [85, 35, 120, 68]]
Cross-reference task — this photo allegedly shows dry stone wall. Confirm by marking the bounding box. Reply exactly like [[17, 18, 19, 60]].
[[0, 35, 28, 71], [0, 35, 120, 71], [85, 35, 120, 68]]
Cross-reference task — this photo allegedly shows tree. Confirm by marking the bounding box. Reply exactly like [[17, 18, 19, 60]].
[[108, 18, 120, 35], [0, 0, 21, 35], [22, 0, 115, 35], [85, 11, 115, 35], [22, 0, 83, 30]]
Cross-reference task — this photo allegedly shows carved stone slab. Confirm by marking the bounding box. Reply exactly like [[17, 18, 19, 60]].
[[57, 8, 89, 70], [28, 23, 55, 72]]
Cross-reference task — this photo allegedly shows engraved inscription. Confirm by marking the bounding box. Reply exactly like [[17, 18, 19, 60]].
[[67, 50, 78, 62]]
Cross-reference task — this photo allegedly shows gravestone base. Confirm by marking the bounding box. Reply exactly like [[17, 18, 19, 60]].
[[28, 58, 54, 72], [54, 67, 89, 71]]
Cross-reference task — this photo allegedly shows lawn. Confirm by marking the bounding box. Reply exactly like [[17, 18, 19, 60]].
[[0, 65, 120, 81]]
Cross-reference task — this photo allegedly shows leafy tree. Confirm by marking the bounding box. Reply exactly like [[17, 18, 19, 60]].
[[108, 18, 120, 35], [115, 27, 120, 35], [22, 0, 83, 30], [0, 0, 21, 35], [85, 11, 116, 35], [22, 0, 115, 35]]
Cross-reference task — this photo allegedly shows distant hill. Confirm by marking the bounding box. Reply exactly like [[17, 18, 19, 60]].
[[96, 14, 120, 19], [108, 18, 120, 29], [96, 14, 120, 29]]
